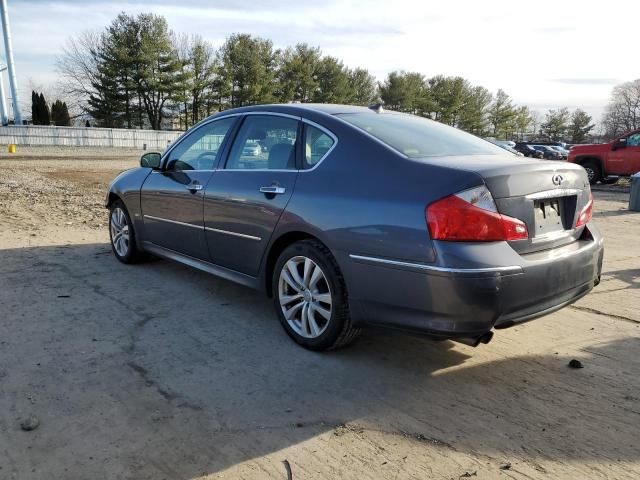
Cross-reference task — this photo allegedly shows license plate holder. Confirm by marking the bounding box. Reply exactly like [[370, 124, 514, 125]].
[[534, 198, 563, 236]]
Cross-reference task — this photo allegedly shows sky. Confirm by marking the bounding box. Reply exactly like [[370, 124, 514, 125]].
[[4, 0, 640, 123]]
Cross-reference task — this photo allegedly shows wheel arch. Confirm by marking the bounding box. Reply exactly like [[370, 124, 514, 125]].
[[574, 155, 604, 174], [105, 191, 121, 209], [263, 230, 331, 297]]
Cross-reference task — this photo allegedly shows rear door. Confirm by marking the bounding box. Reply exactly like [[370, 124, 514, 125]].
[[140, 117, 237, 260], [203, 114, 301, 275]]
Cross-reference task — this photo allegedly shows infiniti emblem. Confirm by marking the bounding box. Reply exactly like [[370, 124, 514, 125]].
[[552, 174, 564, 186]]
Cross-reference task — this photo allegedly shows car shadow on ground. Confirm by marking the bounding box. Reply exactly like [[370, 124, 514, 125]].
[[1, 242, 638, 479]]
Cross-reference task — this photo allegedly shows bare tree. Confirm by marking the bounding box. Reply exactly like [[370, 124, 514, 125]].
[[602, 79, 640, 137], [56, 32, 103, 116]]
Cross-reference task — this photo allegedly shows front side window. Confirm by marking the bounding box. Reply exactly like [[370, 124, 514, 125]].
[[303, 124, 335, 169], [166, 117, 236, 170], [337, 112, 505, 159], [226, 115, 299, 170]]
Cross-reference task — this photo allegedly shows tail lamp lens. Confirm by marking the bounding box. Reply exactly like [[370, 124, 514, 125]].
[[575, 193, 594, 227], [426, 186, 528, 242]]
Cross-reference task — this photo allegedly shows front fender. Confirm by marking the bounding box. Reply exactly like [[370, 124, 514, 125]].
[[105, 167, 152, 247]]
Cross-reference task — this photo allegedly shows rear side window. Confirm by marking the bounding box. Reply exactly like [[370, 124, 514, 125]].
[[337, 112, 505, 158], [303, 124, 335, 169]]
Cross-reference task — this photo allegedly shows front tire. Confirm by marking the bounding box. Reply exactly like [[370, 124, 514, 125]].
[[109, 200, 144, 264], [272, 240, 360, 351]]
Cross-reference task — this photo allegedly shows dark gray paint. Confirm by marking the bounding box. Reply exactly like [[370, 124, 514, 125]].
[[106, 104, 604, 340]]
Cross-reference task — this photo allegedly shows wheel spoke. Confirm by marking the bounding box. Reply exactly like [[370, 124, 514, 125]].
[[309, 265, 323, 290], [117, 237, 126, 255], [300, 303, 310, 335], [303, 258, 314, 286], [314, 293, 332, 306], [279, 293, 303, 306], [286, 260, 305, 290], [282, 269, 303, 293], [312, 302, 331, 320], [307, 306, 321, 335], [284, 300, 304, 320]]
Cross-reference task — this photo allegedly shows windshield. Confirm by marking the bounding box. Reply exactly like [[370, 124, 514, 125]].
[[336, 112, 506, 158]]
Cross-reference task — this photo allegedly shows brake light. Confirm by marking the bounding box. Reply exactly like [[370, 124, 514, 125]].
[[426, 186, 528, 242], [575, 193, 593, 227]]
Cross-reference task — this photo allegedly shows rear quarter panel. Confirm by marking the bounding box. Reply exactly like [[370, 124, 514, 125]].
[[271, 112, 485, 268]]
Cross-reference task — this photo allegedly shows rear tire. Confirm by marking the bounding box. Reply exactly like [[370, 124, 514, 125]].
[[109, 200, 144, 264], [581, 160, 601, 185], [272, 240, 360, 351]]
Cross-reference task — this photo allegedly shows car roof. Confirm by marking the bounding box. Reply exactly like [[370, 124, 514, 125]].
[[208, 103, 374, 120]]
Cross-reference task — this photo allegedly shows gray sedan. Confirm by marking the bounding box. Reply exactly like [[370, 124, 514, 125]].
[[106, 104, 603, 350]]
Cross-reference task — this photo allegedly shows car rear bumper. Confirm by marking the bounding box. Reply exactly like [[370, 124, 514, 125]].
[[342, 224, 604, 339]]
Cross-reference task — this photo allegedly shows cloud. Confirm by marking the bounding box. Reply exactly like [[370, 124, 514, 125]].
[[534, 26, 576, 34], [552, 78, 620, 86]]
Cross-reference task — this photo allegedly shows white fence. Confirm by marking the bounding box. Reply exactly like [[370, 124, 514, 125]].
[[0, 125, 183, 149]]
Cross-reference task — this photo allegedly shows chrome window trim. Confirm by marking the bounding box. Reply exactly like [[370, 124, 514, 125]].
[[204, 226, 261, 241], [349, 254, 523, 275], [161, 110, 339, 173], [143, 215, 202, 230], [242, 111, 301, 120]]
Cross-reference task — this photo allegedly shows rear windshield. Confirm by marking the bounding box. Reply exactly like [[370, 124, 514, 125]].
[[336, 112, 506, 158]]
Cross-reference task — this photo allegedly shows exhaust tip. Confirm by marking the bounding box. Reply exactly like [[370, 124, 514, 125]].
[[452, 331, 494, 347]]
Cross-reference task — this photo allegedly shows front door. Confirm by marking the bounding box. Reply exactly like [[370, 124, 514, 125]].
[[140, 117, 237, 260], [204, 114, 300, 275], [609, 132, 640, 175]]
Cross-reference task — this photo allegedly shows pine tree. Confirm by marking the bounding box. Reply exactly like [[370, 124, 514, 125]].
[[34, 93, 51, 125], [60, 102, 71, 126], [50, 100, 72, 126], [31, 91, 39, 124]]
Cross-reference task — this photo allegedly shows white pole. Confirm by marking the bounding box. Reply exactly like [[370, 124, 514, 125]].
[[0, 0, 21, 125], [0, 70, 8, 125]]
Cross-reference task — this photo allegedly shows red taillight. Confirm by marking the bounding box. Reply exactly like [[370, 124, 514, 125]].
[[575, 193, 593, 227], [426, 186, 528, 242]]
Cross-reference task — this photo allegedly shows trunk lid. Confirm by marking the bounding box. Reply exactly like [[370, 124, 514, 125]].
[[418, 154, 592, 253]]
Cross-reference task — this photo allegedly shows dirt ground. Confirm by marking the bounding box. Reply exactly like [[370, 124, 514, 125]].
[[0, 153, 639, 480]]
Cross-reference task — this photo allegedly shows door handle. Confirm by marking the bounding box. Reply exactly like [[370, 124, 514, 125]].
[[186, 183, 203, 191], [259, 186, 286, 195]]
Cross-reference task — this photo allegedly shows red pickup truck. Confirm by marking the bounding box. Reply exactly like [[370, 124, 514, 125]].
[[568, 130, 640, 184]]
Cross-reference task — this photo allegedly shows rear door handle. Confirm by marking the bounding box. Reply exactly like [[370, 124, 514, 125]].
[[259, 186, 286, 195], [186, 183, 203, 191]]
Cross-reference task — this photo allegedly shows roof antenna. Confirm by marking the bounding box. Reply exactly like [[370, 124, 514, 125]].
[[368, 102, 384, 114]]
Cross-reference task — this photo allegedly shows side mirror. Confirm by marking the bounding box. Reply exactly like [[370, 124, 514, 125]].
[[612, 138, 627, 151], [140, 152, 161, 169]]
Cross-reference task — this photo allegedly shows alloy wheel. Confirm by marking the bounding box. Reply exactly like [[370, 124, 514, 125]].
[[278, 256, 333, 338], [110, 207, 130, 257]]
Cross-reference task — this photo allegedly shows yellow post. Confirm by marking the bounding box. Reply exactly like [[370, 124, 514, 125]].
[[8, 144, 16, 153]]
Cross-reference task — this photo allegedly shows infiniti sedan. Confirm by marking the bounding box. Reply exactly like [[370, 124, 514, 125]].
[[106, 104, 603, 351]]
